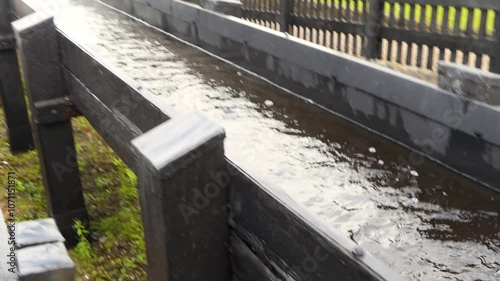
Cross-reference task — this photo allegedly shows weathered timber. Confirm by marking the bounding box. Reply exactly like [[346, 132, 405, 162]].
[[12, 13, 88, 247], [229, 161, 403, 281]]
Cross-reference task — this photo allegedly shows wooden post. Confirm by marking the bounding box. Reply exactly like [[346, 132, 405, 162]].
[[0, 2, 34, 152], [366, 0, 382, 60], [133, 112, 231, 281], [280, 0, 291, 33], [12, 14, 88, 247], [491, 10, 500, 73], [0, 0, 11, 35]]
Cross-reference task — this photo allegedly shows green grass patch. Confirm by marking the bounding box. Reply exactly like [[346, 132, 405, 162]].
[[0, 111, 146, 280]]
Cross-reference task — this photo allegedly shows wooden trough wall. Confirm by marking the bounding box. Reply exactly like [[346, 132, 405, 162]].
[[6, 0, 403, 280]]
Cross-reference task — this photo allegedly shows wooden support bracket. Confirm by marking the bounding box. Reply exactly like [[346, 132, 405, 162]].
[[33, 97, 81, 125]]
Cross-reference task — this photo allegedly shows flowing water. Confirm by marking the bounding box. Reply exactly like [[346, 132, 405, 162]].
[[52, 1, 500, 279]]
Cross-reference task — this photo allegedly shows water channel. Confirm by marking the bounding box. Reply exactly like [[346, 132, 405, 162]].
[[53, 1, 500, 279]]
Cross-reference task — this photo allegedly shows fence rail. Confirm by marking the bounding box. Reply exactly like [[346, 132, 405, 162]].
[[241, 0, 500, 73]]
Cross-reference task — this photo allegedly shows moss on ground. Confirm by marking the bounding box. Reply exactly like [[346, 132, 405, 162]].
[[0, 108, 146, 280]]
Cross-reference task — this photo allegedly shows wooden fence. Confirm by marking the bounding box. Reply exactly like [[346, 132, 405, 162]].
[[5, 0, 403, 280], [241, 0, 500, 73], [0, 3, 33, 153]]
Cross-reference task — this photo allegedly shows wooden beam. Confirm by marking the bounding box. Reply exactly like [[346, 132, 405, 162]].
[[13, 13, 88, 247]]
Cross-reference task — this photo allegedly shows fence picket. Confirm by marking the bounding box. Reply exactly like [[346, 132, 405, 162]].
[[346, 0, 352, 21], [407, 4, 416, 65], [351, 0, 358, 54], [450, 50, 456, 62], [308, 0, 314, 42], [340, 0, 345, 19], [387, 3, 395, 61], [474, 9, 488, 68], [462, 8, 475, 66], [479, 9, 488, 38], [396, 3, 405, 63], [416, 4, 425, 66], [301, 0, 307, 39], [360, 0, 367, 55], [339, 0, 345, 50], [449, 6, 461, 62], [442, 6, 449, 34], [316, 0, 321, 42], [437, 6, 449, 64], [453, 7, 461, 34], [280, 0, 289, 32], [430, 6, 437, 31], [491, 10, 500, 72], [271, 0, 278, 28], [425, 5, 438, 69], [330, 0, 335, 48]]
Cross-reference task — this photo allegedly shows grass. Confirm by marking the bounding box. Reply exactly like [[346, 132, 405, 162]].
[[0, 110, 47, 221], [0, 109, 146, 280], [326, 0, 496, 34]]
